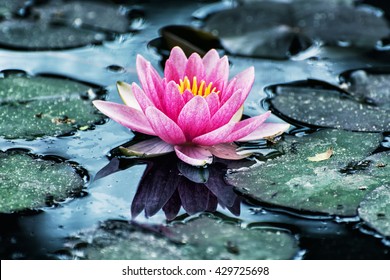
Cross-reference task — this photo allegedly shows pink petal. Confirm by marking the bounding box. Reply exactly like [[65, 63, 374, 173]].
[[145, 106, 186, 145], [205, 55, 229, 92], [164, 46, 188, 82], [177, 95, 211, 141], [224, 112, 271, 142], [93, 100, 156, 135], [116, 81, 142, 111], [205, 92, 220, 117], [237, 123, 290, 142], [192, 122, 235, 146], [131, 83, 154, 112], [210, 89, 243, 130], [119, 138, 174, 157], [174, 145, 213, 166], [202, 49, 220, 72], [161, 81, 185, 121], [136, 55, 163, 109], [182, 89, 194, 103], [184, 52, 205, 81], [222, 67, 254, 104], [208, 143, 249, 160]]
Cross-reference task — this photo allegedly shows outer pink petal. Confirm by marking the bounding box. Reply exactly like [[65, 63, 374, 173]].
[[177, 95, 211, 141], [208, 143, 249, 160], [145, 106, 186, 145], [192, 122, 235, 146], [205, 92, 220, 117], [93, 100, 156, 136], [184, 52, 205, 81], [116, 81, 142, 111], [237, 123, 290, 142], [164, 46, 188, 82], [210, 89, 243, 129], [174, 145, 213, 166], [222, 67, 254, 104], [224, 112, 271, 142], [162, 81, 185, 121], [131, 83, 154, 112], [119, 138, 174, 157]]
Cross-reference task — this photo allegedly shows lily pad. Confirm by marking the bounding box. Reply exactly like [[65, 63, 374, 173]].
[[0, 72, 103, 139], [65, 216, 299, 260], [0, 0, 134, 50], [359, 185, 390, 237], [268, 76, 390, 132], [0, 151, 84, 213], [203, 1, 388, 58], [227, 130, 385, 216]]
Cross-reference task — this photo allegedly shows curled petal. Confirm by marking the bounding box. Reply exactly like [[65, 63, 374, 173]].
[[177, 95, 211, 141], [119, 138, 174, 157], [237, 123, 290, 142], [117, 81, 142, 111], [165, 46, 188, 82], [208, 143, 249, 160], [145, 106, 186, 145], [93, 100, 156, 135], [174, 145, 213, 166], [225, 112, 271, 142]]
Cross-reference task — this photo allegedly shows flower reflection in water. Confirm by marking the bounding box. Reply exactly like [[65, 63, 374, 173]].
[[96, 154, 241, 221]]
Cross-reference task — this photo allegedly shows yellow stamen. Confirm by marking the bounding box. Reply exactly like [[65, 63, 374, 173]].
[[177, 76, 219, 97]]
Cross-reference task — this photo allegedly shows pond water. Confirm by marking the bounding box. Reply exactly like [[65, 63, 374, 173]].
[[0, 0, 389, 260]]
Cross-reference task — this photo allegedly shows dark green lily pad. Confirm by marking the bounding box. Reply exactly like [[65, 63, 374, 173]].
[[268, 75, 390, 132], [0, 151, 84, 213], [203, 1, 388, 58], [0, 72, 103, 139], [0, 0, 134, 50], [227, 130, 385, 216], [65, 216, 299, 260], [359, 185, 390, 237]]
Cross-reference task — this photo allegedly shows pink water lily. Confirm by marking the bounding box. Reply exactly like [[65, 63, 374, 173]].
[[93, 46, 289, 166]]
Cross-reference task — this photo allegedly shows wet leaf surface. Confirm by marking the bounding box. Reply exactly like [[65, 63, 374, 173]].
[[0, 151, 84, 213], [0, 72, 103, 139], [227, 130, 385, 216], [64, 216, 299, 260], [0, 0, 134, 50], [203, 1, 388, 58], [268, 71, 390, 132]]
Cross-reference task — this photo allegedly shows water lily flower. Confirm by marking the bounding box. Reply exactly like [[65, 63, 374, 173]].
[[93, 46, 289, 166]]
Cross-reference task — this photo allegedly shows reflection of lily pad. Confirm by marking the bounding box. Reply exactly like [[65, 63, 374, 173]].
[[0, 151, 84, 213], [227, 130, 385, 216], [268, 75, 390, 132], [0, 73, 103, 139], [203, 1, 388, 58], [66, 216, 299, 260], [359, 185, 390, 237], [0, 1, 134, 50]]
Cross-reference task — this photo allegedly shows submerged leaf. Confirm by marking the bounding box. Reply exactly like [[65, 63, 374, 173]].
[[63, 216, 299, 260]]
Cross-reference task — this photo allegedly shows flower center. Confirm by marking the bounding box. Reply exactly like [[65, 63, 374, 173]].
[[178, 76, 219, 97]]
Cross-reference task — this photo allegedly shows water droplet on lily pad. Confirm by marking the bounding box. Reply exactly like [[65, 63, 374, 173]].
[[0, 150, 85, 213], [62, 216, 299, 260], [0, 72, 104, 139], [227, 130, 385, 216]]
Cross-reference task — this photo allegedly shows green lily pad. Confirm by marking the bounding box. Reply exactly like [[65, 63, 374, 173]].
[[359, 185, 390, 237], [203, 1, 388, 58], [268, 75, 390, 132], [0, 151, 84, 213], [0, 1, 133, 50], [0, 72, 103, 139], [65, 216, 299, 260], [227, 130, 385, 216]]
